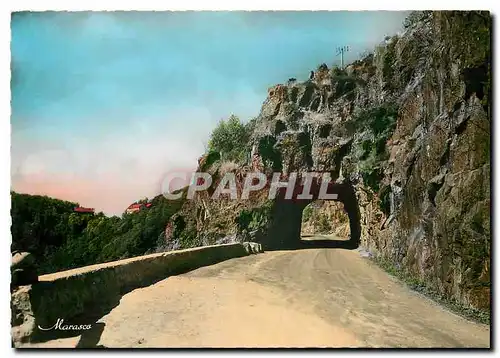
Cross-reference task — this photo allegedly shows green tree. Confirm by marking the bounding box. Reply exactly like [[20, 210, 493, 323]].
[[208, 115, 252, 163], [11, 191, 185, 274]]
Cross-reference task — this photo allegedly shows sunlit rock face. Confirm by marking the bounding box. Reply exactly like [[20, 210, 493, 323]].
[[162, 11, 491, 311]]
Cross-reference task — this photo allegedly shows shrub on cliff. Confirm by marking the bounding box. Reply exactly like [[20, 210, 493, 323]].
[[236, 201, 274, 237], [348, 103, 399, 194], [208, 115, 254, 164]]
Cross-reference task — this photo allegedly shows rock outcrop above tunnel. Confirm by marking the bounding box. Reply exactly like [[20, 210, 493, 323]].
[[160, 11, 490, 312]]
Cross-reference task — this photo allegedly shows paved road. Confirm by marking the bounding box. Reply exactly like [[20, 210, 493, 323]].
[[26, 238, 490, 348]]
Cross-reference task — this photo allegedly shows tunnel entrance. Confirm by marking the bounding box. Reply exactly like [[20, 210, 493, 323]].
[[301, 200, 350, 238], [263, 179, 361, 250]]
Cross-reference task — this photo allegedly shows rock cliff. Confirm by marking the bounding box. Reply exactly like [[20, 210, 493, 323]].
[[160, 11, 491, 312]]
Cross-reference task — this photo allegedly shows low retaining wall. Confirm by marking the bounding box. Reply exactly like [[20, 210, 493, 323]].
[[12, 242, 263, 344]]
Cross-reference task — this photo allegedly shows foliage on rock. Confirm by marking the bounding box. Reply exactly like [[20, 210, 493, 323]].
[[11, 192, 185, 274], [208, 115, 254, 164]]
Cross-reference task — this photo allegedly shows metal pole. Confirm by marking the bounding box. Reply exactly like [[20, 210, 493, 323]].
[[336, 46, 349, 70], [336, 45, 350, 70]]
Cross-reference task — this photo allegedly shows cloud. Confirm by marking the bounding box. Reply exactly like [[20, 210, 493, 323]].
[[11, 105, 226, 215]]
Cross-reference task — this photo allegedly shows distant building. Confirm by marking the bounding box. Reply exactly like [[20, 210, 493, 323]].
[[74, 206, 95, 214], [126, 202, 153, 214], [126, 203, 143, 214]]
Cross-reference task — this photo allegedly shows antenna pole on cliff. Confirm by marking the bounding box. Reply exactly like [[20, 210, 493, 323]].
[[336, 45, 350, 69]]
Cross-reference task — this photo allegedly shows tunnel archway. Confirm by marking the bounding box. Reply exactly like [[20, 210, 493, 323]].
[[301, 200, 349, 237], [263, 179, 361, 250]]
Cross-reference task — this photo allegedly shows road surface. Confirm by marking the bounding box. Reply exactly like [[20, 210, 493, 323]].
[[24, 238, 490, 348]]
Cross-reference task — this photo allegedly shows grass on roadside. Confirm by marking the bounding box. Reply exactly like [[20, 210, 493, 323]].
[[371, 255, 490, 325]]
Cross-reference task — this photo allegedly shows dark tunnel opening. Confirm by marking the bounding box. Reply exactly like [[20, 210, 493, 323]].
[[263, 180, 361, 251]]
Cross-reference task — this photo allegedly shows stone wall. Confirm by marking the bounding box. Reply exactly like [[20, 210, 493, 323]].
[[11, 242, 263, 345]]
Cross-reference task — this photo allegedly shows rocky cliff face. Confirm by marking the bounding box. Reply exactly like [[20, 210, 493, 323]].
[[161, 11, 491, 312]]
